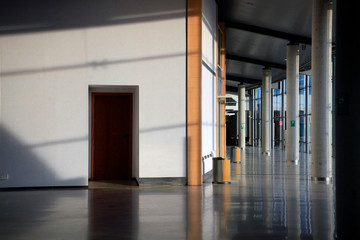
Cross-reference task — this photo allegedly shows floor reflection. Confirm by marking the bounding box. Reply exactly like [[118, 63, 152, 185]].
[[0, 148, 336, 240], [205, 147, 336, 240]]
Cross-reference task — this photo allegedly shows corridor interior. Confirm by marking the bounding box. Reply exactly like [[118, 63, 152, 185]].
[[0, 147, 335, 240]]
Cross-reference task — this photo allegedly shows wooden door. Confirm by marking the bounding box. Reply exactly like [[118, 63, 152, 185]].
[[91, 93, 132, 180]]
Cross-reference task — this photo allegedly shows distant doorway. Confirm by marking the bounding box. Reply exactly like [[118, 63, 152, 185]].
[[91, 93, 133, 180], [274, 110, 281, 147]]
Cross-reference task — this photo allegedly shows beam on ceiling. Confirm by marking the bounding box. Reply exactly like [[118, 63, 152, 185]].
[[227, 74, 262, 84], [226, 21, 312, 45], [226, 54, 286, 69]]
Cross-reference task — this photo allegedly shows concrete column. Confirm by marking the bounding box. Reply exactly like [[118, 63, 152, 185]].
[[336, 1, 360, 238], [262, 68, 271, 155], [311, 0, 332, 182], [238, 85, 246, 149], [249, 91, 254, 146], [286, 43, 300, 163]]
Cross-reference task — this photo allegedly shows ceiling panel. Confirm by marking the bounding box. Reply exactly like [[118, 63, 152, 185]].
[[219, 0, 312, 37], [218, 0, 319, 91], [226, 28, 289, 65]]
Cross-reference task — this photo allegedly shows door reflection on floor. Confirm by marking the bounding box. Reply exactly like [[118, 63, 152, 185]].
[[0, 149, 335, 240]]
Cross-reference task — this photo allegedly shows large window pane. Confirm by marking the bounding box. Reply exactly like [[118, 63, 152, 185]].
[[299, 115, 306, 152], [256, 88, 261, 99], [254, 88, 261, 147], [273, 94, 282, 111], [299, 88, 306, 114], [299, 74, 306, 89], [255, 100, 261, 147], [273, 81, 283, 148], [308, 86, 312, 114], [273, 84, 282, 95], [308, 115, 312, 153]]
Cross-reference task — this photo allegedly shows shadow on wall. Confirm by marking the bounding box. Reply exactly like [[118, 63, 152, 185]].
[[0, 0, 186, 35], [0, 125, 86, 188], [0, 53, 187, 78]]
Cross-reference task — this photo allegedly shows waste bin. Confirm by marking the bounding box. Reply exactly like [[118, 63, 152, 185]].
[[231, 147, 241, 163], [212, 157, 231, 184]]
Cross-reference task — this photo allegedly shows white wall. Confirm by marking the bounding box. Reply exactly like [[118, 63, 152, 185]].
[[0, 0, 186, 187], [202, 0, 217, 174]]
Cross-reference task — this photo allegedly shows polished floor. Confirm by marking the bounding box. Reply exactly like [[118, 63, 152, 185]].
[[0, 147, 336, 240]]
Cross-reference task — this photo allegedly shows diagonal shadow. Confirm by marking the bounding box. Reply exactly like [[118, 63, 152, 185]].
[[0, 52, 187, 77], [1, 0, 187, 35], [0, 125, 86, 188]]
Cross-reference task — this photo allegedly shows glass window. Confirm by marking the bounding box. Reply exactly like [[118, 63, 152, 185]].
[[299, 115, 306, 152], [299, 74, 306, 89], [308, 115, 312, 153], [254, 88, 262, 147], [308, 88, 312, 115], [256, 88, 261, 99], [273, 88, 280, 95], [299, 88, 306, 114], [273, 82, 282, 95], [273, 94, 282, 111], [255, 99, 261, 119]]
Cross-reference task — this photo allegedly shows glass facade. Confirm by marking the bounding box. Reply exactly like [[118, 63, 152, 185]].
[[254, 88, 261, 147], [307, 76, 312, 153], [299, 75, 307, 152], [248, 74, 319, 154], [272, 82, 283, 148]]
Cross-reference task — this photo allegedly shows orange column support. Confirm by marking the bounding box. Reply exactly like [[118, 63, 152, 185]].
[[187, 0, 202, 186], [217, 22, 226, 159]]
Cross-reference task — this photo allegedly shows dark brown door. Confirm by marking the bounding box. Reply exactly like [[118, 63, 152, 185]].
[[91, 93, 132, 180]]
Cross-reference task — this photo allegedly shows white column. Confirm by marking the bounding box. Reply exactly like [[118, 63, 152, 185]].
[[238, 85, 246, 149], [286, 43, 300, 163], [262, 68, 271, 155], [311, 0, 333, 182], [248, 91, 254, 146]]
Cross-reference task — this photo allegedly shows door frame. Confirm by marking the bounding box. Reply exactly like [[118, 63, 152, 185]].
[[89, 86, 139, 181]]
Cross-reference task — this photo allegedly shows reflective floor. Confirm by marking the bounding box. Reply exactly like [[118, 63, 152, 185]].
[[0, 147, 336, 240]]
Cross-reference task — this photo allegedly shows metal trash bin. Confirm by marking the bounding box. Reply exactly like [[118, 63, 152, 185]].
[[212, 157, 231, 184], [231, 147, 241, 163]]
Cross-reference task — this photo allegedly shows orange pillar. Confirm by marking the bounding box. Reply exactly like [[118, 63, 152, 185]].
[[217, 22, 226, 158], [187, 0, 202, 186]]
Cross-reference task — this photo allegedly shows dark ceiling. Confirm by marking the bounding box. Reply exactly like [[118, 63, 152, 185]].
[[217, 0, 336, 93]]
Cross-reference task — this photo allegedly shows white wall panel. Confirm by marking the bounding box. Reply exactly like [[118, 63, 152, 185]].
[[0, 0, 186, 187]]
